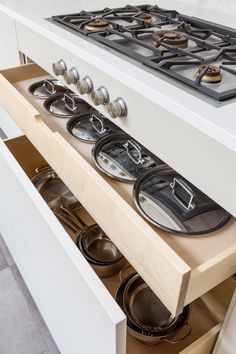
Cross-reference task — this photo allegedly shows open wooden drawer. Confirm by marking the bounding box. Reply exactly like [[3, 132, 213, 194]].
[[0, 134, 235, 354], [0, 63, 236, 317]]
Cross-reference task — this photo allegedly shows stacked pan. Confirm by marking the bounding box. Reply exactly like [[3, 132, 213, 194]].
[[31, 165, 126, 278], [116, 271, 191, 345]]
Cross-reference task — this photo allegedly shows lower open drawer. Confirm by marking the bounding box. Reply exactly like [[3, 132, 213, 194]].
[[0, 63, 236, 317], [0, 135, 235, 354]]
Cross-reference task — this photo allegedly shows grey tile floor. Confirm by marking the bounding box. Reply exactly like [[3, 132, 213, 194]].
[[0, 233, 60, 354]]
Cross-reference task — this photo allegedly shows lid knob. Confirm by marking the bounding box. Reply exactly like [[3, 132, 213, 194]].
[[91, 86, 109, 106], [52, 59, 67, 76], [108, 97, 127, 118]]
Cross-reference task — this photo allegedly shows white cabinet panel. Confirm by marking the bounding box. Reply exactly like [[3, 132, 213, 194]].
[[0, 136, 126, 354], [0, 10, 18, 48], [0, 37, 20, 70]]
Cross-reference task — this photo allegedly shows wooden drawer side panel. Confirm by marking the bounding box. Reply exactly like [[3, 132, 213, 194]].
[[185, 244, 236, 306]]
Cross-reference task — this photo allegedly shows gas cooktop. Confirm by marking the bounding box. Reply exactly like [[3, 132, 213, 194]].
[[50, 4, 236, 101]]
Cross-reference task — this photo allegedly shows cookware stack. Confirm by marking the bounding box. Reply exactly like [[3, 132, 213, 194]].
[[116, 271, 191, 345], [31, 164, 126, 278]]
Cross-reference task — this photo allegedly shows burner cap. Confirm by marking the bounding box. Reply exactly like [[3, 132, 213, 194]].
[[195, 65, 222, 84], [84, 19, 112, 32], [137, 12, 152, 21], [152, 30, 188, 50]]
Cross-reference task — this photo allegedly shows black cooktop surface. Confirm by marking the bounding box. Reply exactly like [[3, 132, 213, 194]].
[[50, 4, 236, 101]]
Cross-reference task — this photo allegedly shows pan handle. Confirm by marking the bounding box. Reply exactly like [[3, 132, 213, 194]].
[[60, 204, 87, 232], [119, 263, 134, 283], [51, 207, 80, 234], [162, 322, 191, 344]]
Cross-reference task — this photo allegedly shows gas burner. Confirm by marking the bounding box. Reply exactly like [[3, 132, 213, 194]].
[[84, 19, 112, 32], [195, 65, 222, 84], [137, 12, 153, 22], [51, 4, 236, 101], [152, 30, 188, 50]]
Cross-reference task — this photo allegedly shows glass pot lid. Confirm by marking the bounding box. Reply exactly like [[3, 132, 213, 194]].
[[66, 110, 120, 143], [92, 132, 164, 183], [43, 92, 91, 118], [28, 79, 66, 99], [133, 165, 231, 235]]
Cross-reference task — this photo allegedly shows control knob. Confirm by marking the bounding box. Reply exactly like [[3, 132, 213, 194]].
[[77, 76, 93, 95], [52, 59, 67, 76], [91, 86, 109, 106], [64, 67, 80, 85], [107, 97, 128, 118]]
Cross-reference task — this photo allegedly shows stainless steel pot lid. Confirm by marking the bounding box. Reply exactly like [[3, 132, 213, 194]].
[[133, 165, 231, 235], [92, 132, 164, 183], [66, 110, 120, 143], [31, 165, 77, 207], [28, 79, 66, 99], [43, 92, 91, 118]]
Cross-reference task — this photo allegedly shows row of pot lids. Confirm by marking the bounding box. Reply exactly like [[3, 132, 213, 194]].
[[29, 79, 231, 236]]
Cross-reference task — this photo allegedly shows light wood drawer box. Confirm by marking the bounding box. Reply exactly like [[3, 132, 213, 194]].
[[0, 64, 236, 317], [1, 134, 235, 354]]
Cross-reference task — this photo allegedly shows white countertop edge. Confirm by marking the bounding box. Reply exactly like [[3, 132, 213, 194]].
[[0, 1, 236, 153]]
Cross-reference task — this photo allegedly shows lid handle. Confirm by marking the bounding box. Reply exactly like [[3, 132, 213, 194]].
[[64, 93, 77, 112], [170, 178, 196, 210], [123, 140, 145, 165], [89, 114, 107, 134], [43, 80, 56, 94]]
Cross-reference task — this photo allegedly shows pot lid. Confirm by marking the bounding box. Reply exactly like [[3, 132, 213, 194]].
[[43, 92, 91, 118], [92, 132, 164, 183], [28, 79, 66, 99], [133, 165, 231, 235], [66, 110, 120, 143]]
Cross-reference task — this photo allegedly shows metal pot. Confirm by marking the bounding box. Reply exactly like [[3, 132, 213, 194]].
[[123, 273, 177, 333], [58, 203, 126, 278], [115, 272, 191, 345], [77, 233, 126, 278], [31, 165, 78, 207]]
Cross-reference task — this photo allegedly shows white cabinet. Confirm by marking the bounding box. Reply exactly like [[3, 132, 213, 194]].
[[0, 11, 22, 139], [0, 136, 126, 354], [1, 134, 235, 354]]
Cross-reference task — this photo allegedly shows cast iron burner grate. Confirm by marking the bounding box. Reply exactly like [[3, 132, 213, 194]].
[[51, 4, 236, 101]]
